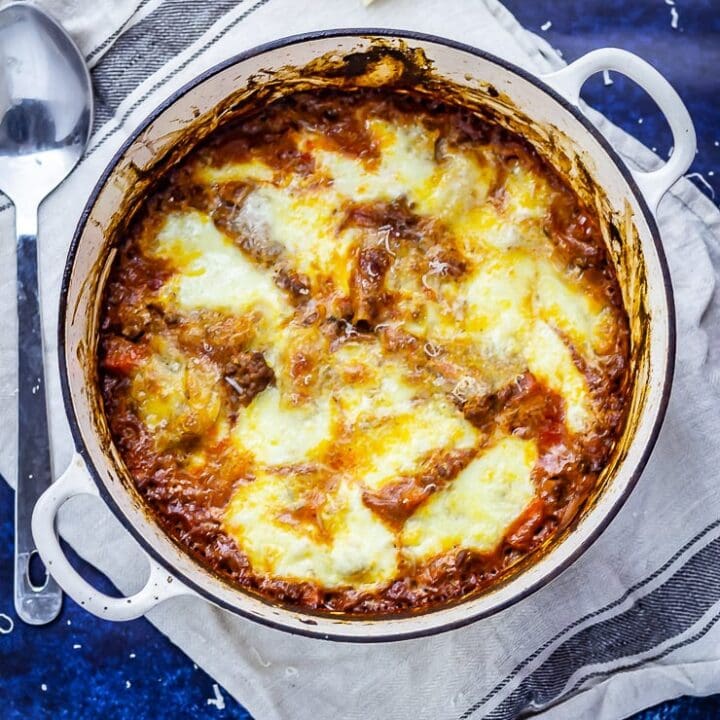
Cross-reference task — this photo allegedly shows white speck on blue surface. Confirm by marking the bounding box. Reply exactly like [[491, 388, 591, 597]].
[[0, 613, 13, 634], [541, 20, 552, 30], [40, 684, 47, 692], [670, 6, 679, 28], [207, 683, 226, 710], [603, 69, 613, 86]]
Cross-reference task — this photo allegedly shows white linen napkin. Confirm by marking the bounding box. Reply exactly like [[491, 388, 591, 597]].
[[2, 1, 719, 718]]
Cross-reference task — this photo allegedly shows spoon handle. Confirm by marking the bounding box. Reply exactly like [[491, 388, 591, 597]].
[[15, 213, 62, 625]]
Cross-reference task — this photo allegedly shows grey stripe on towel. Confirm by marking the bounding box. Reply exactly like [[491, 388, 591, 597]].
[[461, 520, 720, 719], [0, 0, 270, 215], [90, 0, 244, 128]]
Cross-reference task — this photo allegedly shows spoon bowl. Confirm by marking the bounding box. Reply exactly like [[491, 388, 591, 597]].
[[0, 3, 92, 206], [0, 1, 93, 625]]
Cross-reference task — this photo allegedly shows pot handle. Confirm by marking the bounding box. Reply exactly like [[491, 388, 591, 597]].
[[541, 48, 696, 214], [32, 453, 195, 621]]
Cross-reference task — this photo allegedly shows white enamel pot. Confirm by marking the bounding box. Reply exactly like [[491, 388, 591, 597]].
[[32, 31, 694, 641]]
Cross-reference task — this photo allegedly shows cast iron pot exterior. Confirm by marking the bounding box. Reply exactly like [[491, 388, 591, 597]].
[[32, 31, 694, 641]]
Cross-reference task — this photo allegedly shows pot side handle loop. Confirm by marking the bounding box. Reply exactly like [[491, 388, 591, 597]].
[[541, 48, 696, 215], [31, 453, 195, 621]]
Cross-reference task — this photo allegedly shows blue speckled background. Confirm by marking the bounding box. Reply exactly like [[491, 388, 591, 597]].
[[1, 1, 718, 718]]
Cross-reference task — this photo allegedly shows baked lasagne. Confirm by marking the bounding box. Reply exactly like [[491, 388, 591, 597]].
[[99, 89, 630, 613]]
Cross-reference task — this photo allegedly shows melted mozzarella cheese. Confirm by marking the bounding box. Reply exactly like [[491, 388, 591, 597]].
[[224, 475, 397, 588], [424, 150, 496, 221], [401, 437, 537, 562], [535, 267, 610, 355], [354, 400, 477, 490], [130, 336, 221, 449], [307, 119, 437, 204], [502, 163, 555, 221], [329, 342, 477, 489], [233, 385, 332, 465], [395, 248, 605, 430], [306, 119, 497, 223], [525, 320, 592, 431], [238, 184, 359, 295], [331, 343, 419, 423], [196, 159, 275, 185], [463, 250, 537, 360], [452, 205, 547, 258], [152, 210, 290, 328]]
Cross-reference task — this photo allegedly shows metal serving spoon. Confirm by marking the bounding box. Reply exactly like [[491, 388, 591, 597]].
[[0, 2, 93, 624]]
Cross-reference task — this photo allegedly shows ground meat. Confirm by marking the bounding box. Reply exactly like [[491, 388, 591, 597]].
[[546, 191, 607, 269], [224, 352, 275, 407], [362, 448, 476, 528], [427, 245, 467, 278], [343, 196, 421, 239], [275, 267, 311, 301], [101, 335, 148, 375], [103, 252, 171, 339], [350, 245, 392, 324]]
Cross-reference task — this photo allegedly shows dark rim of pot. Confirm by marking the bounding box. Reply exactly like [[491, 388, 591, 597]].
[[57, 28, 677, 643]]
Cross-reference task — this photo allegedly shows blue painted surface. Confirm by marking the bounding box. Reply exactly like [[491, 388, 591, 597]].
[[1, 1, 718, 718], [0, 481, 251, 720], [504, 0, 720, 204]]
